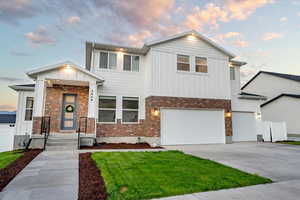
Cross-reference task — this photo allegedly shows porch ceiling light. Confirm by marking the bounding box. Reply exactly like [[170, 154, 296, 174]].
[[63, 64, 74, 73]]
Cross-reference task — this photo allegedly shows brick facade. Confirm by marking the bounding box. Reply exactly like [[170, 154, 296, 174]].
[[41, 85, 95, 134], [96, 96, 232, 138], [32, 117, 42, 135]]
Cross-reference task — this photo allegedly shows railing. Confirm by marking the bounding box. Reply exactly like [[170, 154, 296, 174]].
[[41, 116, 51, 150], [77, 117, 88, 150]]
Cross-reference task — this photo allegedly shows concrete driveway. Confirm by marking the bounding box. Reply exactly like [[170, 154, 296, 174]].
[[158, 142, 300, 200]]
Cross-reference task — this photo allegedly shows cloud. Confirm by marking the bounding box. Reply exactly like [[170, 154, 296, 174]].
[[234, 40, 249, 47], [262, 32, 283, 41], [110, 30, 152, 47], [0, 104, 16, 111], [280, 17, 287, 22], [0, 0, 38, 25], [223, 32, 241, 38], [25, 26, 56, 46], [225, 0, 274, 20], [184, 3, 228, 30], [298, 12, 300, 16], [0, 76, 28, 83], [67, 16, 80, 24], [10, 51, 31, 56], [240, 67, 258, 84]]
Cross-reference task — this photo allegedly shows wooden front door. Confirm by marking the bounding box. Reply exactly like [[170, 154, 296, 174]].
[[61, 94, 77, 130]]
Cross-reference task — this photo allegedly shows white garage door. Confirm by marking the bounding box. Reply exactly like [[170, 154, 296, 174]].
[[161, 109, 225, 145], [232, 112, 257, 142]]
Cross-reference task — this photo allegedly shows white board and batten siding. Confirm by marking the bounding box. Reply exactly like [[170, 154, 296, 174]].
[[91, 50, 147, 120], [147, 36, 231, 99], [232, 112, 257, 142], [15, 91, 34, 136], [243, 73, 300, 100], [161, 108, 226, 145], [261, 96, 300, 135]]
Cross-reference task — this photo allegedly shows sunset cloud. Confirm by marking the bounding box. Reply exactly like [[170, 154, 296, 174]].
[[67, 16, 80, 24], [234, 39, 249, 47], [25, 26, 56, 46], [262, 32, 283, 41], [110, 30, 152, 47], [280, 17, 288, 22], [0, 104, 16, 111]]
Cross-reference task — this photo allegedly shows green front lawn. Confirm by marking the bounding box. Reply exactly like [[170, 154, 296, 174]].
[[92, 151, 272, 200], [278, 141, 300, 145], [0, 150, 24, 169]]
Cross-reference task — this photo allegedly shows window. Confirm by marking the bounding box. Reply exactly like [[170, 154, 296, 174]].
[[122, 97, 139, 123], [177, 55, 190, 71], [230, 67, 235, 80], [123, 55, 139, 72], [99, 52, 117, 69], [98, 96, 116, 123], [25, 97, 34, 121], [195, 57, 208, 73]]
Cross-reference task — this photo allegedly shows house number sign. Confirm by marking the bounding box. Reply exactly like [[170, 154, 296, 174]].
[[90, 89, 94, 102]]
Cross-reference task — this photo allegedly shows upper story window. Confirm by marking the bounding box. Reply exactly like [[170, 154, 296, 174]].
[[98, 96, 116, 123], [195, 57, 208, 73], [99, 52, 117, 70], [177, 55, 190, 71], [122, 97, 139, 123], [25, 97, 34, 121], [123, 55, 139, 72], [230, 67, 235, 80]]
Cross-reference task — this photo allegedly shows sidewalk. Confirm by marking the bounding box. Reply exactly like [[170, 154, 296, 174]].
[[153, 180, 300, 200], [0, 151, 78, 200]]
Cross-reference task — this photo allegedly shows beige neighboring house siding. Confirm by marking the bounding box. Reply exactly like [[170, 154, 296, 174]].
[[262, 96, 300, 134]]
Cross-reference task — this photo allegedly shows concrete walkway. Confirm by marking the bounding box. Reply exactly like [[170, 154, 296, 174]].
[[0, 151, 78, 200]]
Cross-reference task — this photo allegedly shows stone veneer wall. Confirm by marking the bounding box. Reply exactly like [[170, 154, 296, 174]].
[[31, 85, 95, 134], [96, 96, 232, 138]]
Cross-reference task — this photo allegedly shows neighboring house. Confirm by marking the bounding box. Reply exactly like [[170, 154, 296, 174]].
[[242, 71, 300, 137], [9, 30, 263, 147], [0, 113, 16, 152]]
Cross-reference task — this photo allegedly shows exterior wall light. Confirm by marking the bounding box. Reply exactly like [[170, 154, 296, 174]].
[[152, 108, 160, 116], [255, 112, 261, 120], [63, 64, 73, 73], [225, 112, 232, 118]]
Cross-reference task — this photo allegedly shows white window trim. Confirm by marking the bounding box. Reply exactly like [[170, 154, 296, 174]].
[[99, 51, 117, 70], [24, 97, 34, 121], [98, 95, 117, 124], [195, 56, 208, 74], [123, 54, 140, 72], [176, 54, 190, 72], [121, 96, 140, 124]]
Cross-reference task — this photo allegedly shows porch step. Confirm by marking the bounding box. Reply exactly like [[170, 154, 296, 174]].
[[45, 134, 78, 151]]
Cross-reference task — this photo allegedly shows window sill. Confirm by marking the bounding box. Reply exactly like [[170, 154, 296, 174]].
[[121, 122, 140, 125], [97, 122, 117, 125], [176, 71, 209, 76]]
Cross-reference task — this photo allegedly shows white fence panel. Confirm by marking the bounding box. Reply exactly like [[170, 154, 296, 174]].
[[257, 121, 287, 142], [271, 122, 287, 142], [0, 125, 14, 152]]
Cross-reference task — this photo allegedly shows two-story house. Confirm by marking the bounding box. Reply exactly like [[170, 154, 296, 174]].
[[242, 71, 300, 138], [10, 30, 263, 148]]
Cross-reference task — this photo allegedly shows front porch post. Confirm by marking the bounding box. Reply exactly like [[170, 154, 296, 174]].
[[32, 79, 46, 134], [86, 81, 97, 134]]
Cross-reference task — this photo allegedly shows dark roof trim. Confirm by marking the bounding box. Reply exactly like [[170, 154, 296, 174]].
[[261, 93, 300, 107], [85, 42, 93, 71], [239, 92, 267, 100], [9, 84, 35, 91], [242, 71, 300, 90], [0, 114, 16, 123]]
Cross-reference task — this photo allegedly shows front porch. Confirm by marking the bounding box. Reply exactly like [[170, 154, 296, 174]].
[[25, 62, 104, 149]]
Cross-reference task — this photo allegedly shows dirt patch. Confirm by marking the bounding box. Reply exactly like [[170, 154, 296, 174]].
[[79, 153, 107, 200], [0, 149, 42, 192], [81, 143, 163, 150]]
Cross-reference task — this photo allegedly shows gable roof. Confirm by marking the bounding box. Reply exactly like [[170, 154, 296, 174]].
[[0, 114, 16, 123], [241, 71, 300, 90], [145, 30, 236, 58], [261, 93, 300, 107], [26, 61, 104, 82]]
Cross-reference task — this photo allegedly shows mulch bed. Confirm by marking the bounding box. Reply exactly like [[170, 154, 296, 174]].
[[81, 142, 163, 150], [0, 149, 42, 192], [79, 153, 107, 200]]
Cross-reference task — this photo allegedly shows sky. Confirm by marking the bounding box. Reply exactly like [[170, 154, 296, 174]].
[[0, 0, 300, 111]]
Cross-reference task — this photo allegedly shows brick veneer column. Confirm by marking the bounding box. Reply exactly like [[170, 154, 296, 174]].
[[32, 117, 43, 135]]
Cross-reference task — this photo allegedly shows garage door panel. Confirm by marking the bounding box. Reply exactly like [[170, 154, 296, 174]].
[[232, 112, 257, 142], [161, 109, 225, 145]]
